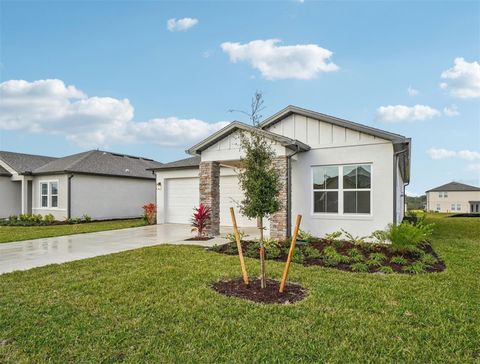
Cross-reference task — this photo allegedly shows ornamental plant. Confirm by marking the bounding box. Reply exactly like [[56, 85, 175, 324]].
[[191, 203, 212, 238], [143, 203, 157, 225]]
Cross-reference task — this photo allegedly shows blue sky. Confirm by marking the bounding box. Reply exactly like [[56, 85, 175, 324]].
[[0, 0, 479, 195]]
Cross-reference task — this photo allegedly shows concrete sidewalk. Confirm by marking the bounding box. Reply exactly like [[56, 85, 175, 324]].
[[0, 224, 258, 274]]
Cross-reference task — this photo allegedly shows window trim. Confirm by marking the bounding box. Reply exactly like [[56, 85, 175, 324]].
[[37, 180, 60, 209], [311, 163, 373, 217]]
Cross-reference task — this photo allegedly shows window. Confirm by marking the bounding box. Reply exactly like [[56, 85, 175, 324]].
[[40, 183, 48, 208], [436, 204, 441, 211], [313, 166, 338, 213], [451, 203, 456, 211], [438, 192, 443, 198], [39, 181, 59, 208], [312, 164, 371, 215], [456, 203, 461, 211], [444, 192, 448, 198]]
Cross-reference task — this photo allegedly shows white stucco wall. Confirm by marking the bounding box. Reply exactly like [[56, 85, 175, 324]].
[[70, 174, 155, 220], [0, 177, 21, 218], [426, 190, 480, 213], [32, 174, 69, 220], [291, 142, 395, 238]]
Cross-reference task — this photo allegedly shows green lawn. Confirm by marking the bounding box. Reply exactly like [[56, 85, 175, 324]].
[[0, 219, 146, 244], [0, 215, 479, 363]]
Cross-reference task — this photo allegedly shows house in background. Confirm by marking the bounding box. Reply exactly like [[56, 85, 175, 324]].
[[151, 105, 411, 238], [426, 181, 480, 213], [0, 150, 162, 220]]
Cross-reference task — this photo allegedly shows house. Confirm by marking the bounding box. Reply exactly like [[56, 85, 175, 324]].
[[0, 150, 162, 220], [151, 105, 411, 238], [426, 181, 480, 213]]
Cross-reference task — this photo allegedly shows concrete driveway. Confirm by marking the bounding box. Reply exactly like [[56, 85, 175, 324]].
[[0, 224, 259, 275]]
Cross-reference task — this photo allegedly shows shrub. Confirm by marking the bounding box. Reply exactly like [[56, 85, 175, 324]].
[[341, 229, 369, 245], [8, 214, 18, 222], [350, 262, 368, 272], [82, 214, 92, 223], [266, 244, 282, 259], [143, 203, 157, 225], [386, 221, 434, 251], [224, 242, 238, 255], [245, 242, 261, 259], [369, 252, 387, 263], [420, 253, 437, 266], [390, 256, 408, 265], [366, 259, 382, 267], [225, 231, 247, 243], [322, 246, 350, 266], [191, 203, 211, 237], [402, 262, 426, 274], [297, 229, 313, 243], [371, 230, 389, 244], [43, 214, 55, 224], [303, 246, 321, 259], [324, 231, 342, 242], [347, 248, 364, 262], [378, 266, 394, 274], [292, 249, 304, 264]]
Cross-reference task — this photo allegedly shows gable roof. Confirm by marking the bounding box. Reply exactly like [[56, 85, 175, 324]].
[[0, 165, 12, 177], [33, 150, 162, 180], [187, 121, 310, 155], [149, 156, 200, 171], [426, 181, 480, 192], [0, 151, 57, 174], [260, 105, 409, 143]]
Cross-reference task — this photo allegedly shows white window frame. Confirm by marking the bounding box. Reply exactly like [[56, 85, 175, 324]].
[[38, 180, 60, 209], [436, 203, 441, 211], [456, 203, 461, 211], [444, 192, 448, 198], [438, 192, 443, 198], [451, 203, 456, 211], [311, 163, 373, 217]]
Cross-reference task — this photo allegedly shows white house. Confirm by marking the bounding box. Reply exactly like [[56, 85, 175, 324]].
[[152, 106, 411, 239], [0, 150, 162, 220], [426, 181, 480, 213]]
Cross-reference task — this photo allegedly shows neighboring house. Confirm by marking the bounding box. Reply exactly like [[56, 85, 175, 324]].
[[0, 150, 162, 220], [426, 181, 480, 213], [0, 151, 57, 218], [151, 105, 411, 238]]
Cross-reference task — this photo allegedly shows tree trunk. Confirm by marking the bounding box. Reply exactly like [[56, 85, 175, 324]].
[[257, 216, 266, 288]]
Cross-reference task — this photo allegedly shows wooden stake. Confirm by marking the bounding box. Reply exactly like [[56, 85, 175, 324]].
[[279, 214, 302, 293], [230, 207, 249, 285]]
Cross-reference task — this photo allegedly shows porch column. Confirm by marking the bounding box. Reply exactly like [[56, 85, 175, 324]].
[[199, 161, 220, 236], [20, 177, 28, 214], [270, 156, 289, 240]]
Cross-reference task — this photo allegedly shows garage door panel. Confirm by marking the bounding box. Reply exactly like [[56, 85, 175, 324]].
[[220, 175, 256, 227], [166, 178, 199, 224]]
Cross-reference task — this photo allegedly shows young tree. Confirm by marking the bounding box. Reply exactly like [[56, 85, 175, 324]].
[[233, 91, 283, 288]]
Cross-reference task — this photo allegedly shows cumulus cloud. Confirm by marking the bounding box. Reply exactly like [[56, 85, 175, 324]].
[[220, 39, 339, 80], [407, 86, 418, 96], [440, 57, 480, 98], [427, 148, 480, 161], [167, 18, 198, 32], [0, 79, 227, 148], [376, 104, 441, 122]]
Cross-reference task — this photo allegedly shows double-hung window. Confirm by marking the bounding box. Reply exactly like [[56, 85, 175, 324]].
[[451, 203, 456, 211], [39, 181, 59, 208], [312, 164, 371, 215]]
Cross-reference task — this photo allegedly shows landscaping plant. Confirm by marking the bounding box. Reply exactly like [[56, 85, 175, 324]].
[[142, 203, 157, 225], [386, 221, 434, 251], [191, 203, 212, 238]]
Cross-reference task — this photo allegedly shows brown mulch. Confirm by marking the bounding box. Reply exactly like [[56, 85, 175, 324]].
[[211, 277, 307, 304], [185, 236, 214, 241]]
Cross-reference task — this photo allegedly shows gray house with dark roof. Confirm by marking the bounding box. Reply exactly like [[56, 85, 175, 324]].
[[426, 181, 480, 213], [0, 150, 161, 220]]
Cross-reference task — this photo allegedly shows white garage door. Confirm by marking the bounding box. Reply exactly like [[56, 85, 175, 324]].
[[165, 177, 199, 224], [220, 175, 256, 227]]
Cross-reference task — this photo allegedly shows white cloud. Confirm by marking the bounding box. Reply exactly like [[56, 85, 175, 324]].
[[0, 79, 227, 148], [407, 86, 418, 96], [468, 164, 480, 171], [167, 17, 198, 32], [440, 57, 480, 98], [220, 39, 339, 80], [376, 104, 441, 122], [427, 148, 480, 161], [443, 105, 460, 117]]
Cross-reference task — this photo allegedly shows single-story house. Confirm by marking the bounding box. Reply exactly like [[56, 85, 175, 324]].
[[151, 105, 411, 239], [0, 150, 162, 220], [426, 181, 480, 213]]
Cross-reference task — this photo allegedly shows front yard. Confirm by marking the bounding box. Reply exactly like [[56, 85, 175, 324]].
[[0, 219, 146, 244], [0, 215, 479, 362]]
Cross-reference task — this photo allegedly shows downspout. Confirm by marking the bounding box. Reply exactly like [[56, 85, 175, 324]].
[[393, 147, 408, 224], [286, 145, 301, 237], [67, 174, 74, 219]]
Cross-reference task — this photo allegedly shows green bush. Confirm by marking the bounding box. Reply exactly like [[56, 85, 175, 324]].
[[402, 262, 427, 274], [8, 214, 19, 222], [303, 246, 321, 259], [43, 214, 55, 224], [341, 229, 369, 245], [292, 249, 304, 264], [245, 242, 261, 259], [366, 259, 382, 267], [82, 214, 92, 223], [347, 248, 364, 262], [266, 244, 282, 259], [386, 221, 434, 251], [390, 256, 408, 265], [368, 252, 386, 263], [225, 231, 247, 243], [420, 253, 437, 266], [350, 262, 368, 272], [378, 266, 394, 274], [297, 229, 313, 243], [322, 246, 350, 266], [224, 242, 238, 255], [324, 230, 342, 242]]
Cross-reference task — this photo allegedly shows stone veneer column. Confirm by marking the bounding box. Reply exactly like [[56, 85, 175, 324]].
[[270, 156, 289, 239], [199, 161, 220, 236]]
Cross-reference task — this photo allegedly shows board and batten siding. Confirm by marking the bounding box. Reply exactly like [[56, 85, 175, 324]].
[[70, 174, 155, 220], [0, 177, 21, 218]]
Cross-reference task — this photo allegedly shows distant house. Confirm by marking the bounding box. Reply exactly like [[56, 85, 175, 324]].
[[0, 150, 162, 220], [150, 105, 411, 238], [426, 181, 480, 213]]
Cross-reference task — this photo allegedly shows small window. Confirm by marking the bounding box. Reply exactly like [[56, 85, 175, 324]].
[[451, 203, 456, 211], [438, 192, 442, 198], [50, 182, 58, 208], [444, 192, 448, 198], [41, 183, 48, 208], [436, 204, 440, 211], [456, 203, 461, 211]]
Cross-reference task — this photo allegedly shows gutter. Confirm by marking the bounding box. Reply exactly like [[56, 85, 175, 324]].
[[67, 174, 74, 219]]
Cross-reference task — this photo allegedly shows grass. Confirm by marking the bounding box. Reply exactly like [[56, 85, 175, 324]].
[[0, 219, 146, 244], [0, 214, 479, 362]]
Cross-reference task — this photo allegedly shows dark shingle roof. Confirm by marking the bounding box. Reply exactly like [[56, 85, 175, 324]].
[[33, 150, 162, 179], [149, 156, 200, 171], [0, 165, 12, 176], [426, 181, 480, 192], [0, 151, 57, 174]]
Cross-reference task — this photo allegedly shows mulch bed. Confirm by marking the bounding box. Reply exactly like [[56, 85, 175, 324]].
[[211, 277, 307, 304], [185, 236, 214, 241], [210, 239, 446, 274]]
